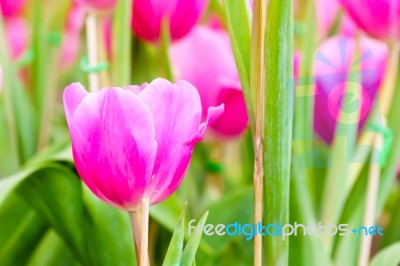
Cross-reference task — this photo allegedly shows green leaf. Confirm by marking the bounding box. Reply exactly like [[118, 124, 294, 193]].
[[162, 204, 187, 266], [203, 187, 253, 255], [82, 186, 136, 266], [1, 162, 136, 265], [222, 0, 254, 126], [28, 230, 78, 266], [370, 242, 400, 266], [15, 165, 87, 263], [263, 0, 294, 265], [0, 193, 48, 265], [181, 211, 209, 265]]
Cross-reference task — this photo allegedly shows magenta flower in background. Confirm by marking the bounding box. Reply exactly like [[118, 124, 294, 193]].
[[170, 25, 248, 137], [64, 78, 223, 210], [132, 0, 208, 43], [0, 0, 25, 17], [340, 0, 400, 40], [313, 35, 388, 143], [74, 0, 116, 10], [5, 17, 29, 60], [316, 0, 356, 38]]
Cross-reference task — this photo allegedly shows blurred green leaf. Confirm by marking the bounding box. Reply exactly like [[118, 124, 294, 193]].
[[82, 186, 136, 266], [181, 211, 209, 266], [1, 162, 136, 265], [0, 193, 48, 265], [28, 230, 78, 266], [370, 242, 400, 266], [162, 204, 186, 266], [16, 165, 87, 263], [203, 187, 253, 255]]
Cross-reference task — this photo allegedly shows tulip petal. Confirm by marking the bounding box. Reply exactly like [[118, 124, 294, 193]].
[[189, 104, 225, 145], [210, 80, 248, 136], [65, 86, 157, 210], [170, 0, 208, 39], [138, 78, 202, 204]]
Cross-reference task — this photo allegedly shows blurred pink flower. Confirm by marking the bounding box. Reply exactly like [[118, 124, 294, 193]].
[[60, 4, 86, 69], [313, 35, 388, 143], [0, 0, 25, 17], [5, 17, 29, 60], [131, 0, 208, 43], [340, 0, 400, 40], [74, 0, 116, 10], [316, 0, 357, 38], [63, 79, 223, 210], [170, 25, 248, 137]]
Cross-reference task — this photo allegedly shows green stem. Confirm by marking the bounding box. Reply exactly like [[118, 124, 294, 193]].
[[264, 0, 293, 264], [160, 19, 174, 81], [250, 0, 267, 264], [111, 0, 134, 86]]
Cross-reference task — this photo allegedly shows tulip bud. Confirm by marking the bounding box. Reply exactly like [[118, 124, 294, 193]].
[[170, 25, 248, 137], [313, 35, 388, 143], [131, 0, 208, 43], [63, 78, 223, 210], [340, 0, 400, 40]]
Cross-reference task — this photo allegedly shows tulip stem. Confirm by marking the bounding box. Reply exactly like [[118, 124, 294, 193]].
[[160, 19, 174, 81], [250, 0, 267, 265], [85, 12, 100, 92], [130, 197, 150, 266], [358, 128, 383, 266]]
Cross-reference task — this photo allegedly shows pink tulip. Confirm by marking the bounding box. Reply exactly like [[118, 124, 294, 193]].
[[316, 0, 357, 38], [60, 4, 86, 69], [170, 25, 248, 137], [5, 17, 29, 60], [313, 35, 388, 143], [74, 0, 116, 11], [340, 0, 400, 40], [131, 0, 209, 43], [63, 79, 223, 210], [0, 0, 25, 17]]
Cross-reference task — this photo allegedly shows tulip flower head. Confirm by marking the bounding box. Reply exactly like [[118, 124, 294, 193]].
[[170, 25, 248, 137], [132, 0, 209, 42], [64, 79, 223, 210], [74, 0, 116, 11], [340, 0, 400, 40], [0, 0, 25, 17], [313, 35, 388, 143]]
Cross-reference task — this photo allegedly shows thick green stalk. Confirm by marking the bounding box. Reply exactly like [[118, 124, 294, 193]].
[[111, 0, 133, 86], [263, 0, 293, 264], [250, 0, 267, 265]]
